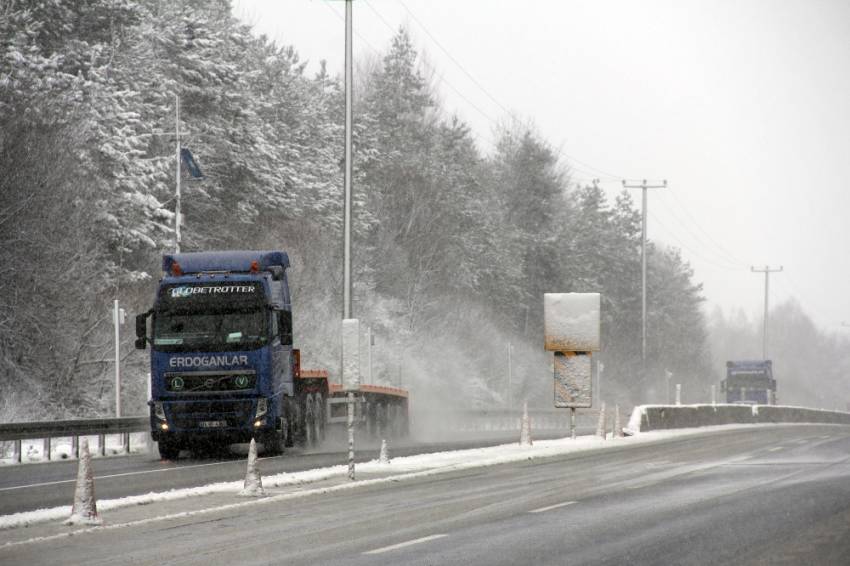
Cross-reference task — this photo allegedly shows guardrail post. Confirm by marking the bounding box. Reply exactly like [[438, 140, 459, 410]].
[[123, 433, 131, 454], [99, 434, 106, 457], [72, 435, 80, 459], [14, 439, 21, 463], [43, 437, 51, 461]]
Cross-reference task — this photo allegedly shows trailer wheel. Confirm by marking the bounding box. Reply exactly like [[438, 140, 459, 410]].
[[260, 427, 282, 456], [304, 393, 315, 447], [376, 402, 387, 438], [313, 393, 326, 443], [158, 437, 180, 460], [284, 397, 296, 447]]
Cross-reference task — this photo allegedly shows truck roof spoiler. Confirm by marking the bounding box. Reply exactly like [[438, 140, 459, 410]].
[[163, 250, 290, 275]]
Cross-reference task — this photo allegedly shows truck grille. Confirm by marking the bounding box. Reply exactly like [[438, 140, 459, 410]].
[[165, 372, 256, 393], [167, 400, 254, 429]]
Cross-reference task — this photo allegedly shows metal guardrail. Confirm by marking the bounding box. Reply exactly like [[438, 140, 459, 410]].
[[0, 407, 600, 464], [0, 416, 149, 463]]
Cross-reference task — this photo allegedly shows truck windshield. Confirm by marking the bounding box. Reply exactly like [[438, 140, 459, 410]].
[[152, 282, 269, 352]]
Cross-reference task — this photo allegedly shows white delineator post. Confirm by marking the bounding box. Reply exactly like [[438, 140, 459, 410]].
[[379, 439, 390, 465], [613, 404, 624, 438], [240, 438, 265, 497], [66, 438, 101, 525], [675, 383, 682, 406], [711, 384, 717, 406], [519, 401, 532, 446], [596, 402, 607, 439]]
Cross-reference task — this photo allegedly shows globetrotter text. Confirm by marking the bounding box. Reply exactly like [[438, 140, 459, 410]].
[[170, 285, 256, 298], [169, 355, 250, 368]]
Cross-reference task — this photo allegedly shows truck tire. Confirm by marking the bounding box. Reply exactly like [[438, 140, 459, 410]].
[[284, 397, 296, 447], [304, 393, 315, 447], [260, 428, 282, 456], [158, 437, 180, 460]]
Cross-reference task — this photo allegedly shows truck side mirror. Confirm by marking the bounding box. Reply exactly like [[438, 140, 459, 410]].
[[279, 310, 293, 346], [135, 311, 151, 349]]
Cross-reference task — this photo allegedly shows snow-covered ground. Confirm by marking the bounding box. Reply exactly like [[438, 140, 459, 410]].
[[0, 423, 797, 532]]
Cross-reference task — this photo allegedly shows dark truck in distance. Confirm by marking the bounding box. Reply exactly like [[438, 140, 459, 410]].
[[721, 360, 776, 405], [136, 250, 408, 459]]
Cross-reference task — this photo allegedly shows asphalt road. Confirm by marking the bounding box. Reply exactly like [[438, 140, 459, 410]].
[[0, 430, 585, 516], [3, 424, 850, 565]]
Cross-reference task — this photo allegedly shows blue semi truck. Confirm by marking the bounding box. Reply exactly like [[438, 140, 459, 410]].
[[135, 250, 408, 460], [721, 360, 777, 405]]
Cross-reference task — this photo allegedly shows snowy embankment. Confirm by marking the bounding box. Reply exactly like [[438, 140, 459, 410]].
[[0, 424, 789, 532]]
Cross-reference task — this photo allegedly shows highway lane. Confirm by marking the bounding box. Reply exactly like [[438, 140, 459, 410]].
[[3, 424, 849, 565], [0, 430, 585, 516]]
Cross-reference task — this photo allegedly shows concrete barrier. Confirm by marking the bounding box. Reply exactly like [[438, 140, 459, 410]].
[[627, 404, 850, 433]]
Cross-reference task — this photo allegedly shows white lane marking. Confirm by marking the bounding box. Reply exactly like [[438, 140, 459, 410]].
[[768, 447, 783, 452], [0, 460, 240, 492], [820, 436, 833, 440], [529, 501, 577, 513], [363, 534, 448, 555], [628, 482, 657, 490]]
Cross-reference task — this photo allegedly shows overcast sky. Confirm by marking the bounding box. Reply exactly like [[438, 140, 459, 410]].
[[233, 0, 850, 331]]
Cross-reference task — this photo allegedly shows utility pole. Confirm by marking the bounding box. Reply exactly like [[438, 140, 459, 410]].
[[623, 179, 667, 364], [174, 94, 183, 254], [751, 265, 783, 359]]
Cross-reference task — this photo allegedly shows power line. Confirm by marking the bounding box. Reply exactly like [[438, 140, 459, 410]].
[[659, 189, 750, 268], [395, 0, 511, 116], [382, 0, 627, 179], [652, 193, 749, 270], [358, 0, 498, 144], [647, 210, 745, 272]]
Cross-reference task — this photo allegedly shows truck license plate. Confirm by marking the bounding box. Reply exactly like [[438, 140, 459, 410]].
[[199, 420, 227, 428]]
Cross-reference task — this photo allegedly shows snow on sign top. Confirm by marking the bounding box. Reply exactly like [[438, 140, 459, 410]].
[[544, 293, 601, 352]]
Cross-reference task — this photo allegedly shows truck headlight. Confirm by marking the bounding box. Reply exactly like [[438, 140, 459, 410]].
[[255, 398, 268, 419]]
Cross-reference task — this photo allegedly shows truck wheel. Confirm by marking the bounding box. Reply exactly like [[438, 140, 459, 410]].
[[304, 393, 315, 447], [284, 397, 295, 447], [158, 437, 180, 460], [260, 428, 282, 456]]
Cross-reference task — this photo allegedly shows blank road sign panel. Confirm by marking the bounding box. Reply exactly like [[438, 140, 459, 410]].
[[554, 352, 592, 408], [544, 293, 600, 352]]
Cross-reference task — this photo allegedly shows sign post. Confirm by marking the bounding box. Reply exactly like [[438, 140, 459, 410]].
[[544, 293, 601, 439]]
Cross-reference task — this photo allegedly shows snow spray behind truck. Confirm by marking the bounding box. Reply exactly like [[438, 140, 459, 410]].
[[721, 360, 776, 405], [136, 250, 408, 460]]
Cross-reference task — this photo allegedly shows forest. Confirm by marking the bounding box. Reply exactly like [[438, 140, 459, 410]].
[[1, 0, 845, 422]]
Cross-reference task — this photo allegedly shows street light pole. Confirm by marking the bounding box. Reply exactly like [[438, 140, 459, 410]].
[[343, 0, 356, 482], [175, 94, 181, 254]]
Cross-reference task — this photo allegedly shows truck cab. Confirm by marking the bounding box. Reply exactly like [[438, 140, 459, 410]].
[[136, 251, 295, 459]]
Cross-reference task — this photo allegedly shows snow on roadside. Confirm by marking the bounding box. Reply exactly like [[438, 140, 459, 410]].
[[0, 423, 810, 531]]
